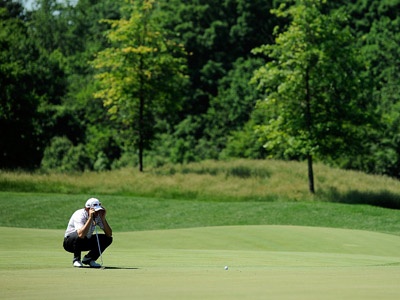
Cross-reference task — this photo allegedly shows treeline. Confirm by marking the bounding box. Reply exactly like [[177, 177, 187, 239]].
[[1, 0, 400, 178]]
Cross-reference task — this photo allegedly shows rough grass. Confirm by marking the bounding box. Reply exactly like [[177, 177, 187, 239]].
[[1, 159, 400, 207]]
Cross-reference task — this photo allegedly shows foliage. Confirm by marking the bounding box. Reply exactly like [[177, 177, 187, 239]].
[[155, 0, 279, 163], [0, 1, 61, 169], [1, 0, 400, 181], [197, 57, 265, 159], [41, 136, 90, 171], [353, 11, 400, 177], [93, 0, 188, 171], [221, 107, 268, 159], [251, 0, 373, 192], [29, 0, 124, 171]]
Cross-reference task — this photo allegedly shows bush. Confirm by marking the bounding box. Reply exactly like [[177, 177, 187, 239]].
[[41, 136, 90, 172], [94, 151, 110, 171]]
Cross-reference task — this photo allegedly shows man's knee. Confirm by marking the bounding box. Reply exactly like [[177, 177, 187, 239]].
[[99, 234, 113, 247], [63, 236, 77, 253], [105, 235, 113, 246]]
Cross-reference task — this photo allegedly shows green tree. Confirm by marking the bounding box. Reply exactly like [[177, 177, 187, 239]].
[[0, 1, 60, 169], [93, 0, 188, 171], [356, 15, 400, 177], [27, 0, 73, 157], [200, 57, 265, 159], [155, 0, 280, 163], [160, 0, 280, 116], [252, 0, 371, 193], [28, 0, 124, 171], [58, 0, 123, 169]]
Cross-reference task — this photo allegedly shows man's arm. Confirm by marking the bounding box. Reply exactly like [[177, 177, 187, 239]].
[[77, 209, 95, 238], [99, 208, 112, 237]]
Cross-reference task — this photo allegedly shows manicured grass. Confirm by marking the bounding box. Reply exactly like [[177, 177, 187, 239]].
[[1, 192, 400, 235], [1, 225, 400, 300]]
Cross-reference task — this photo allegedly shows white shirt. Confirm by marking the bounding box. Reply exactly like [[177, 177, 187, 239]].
[[65, 208, 104, 238]]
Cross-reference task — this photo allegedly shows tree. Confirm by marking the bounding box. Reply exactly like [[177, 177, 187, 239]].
[[56, 0, 124, 170], [252, 0, 371, 193], [200, 57, 265, 159], [0, 1, 59, 169], [93, 0, 188, 171], [29, 0, 123, 168], [160, 0, 280, 117], [355, 15, 400, 177], [154, 0, 280, 163]]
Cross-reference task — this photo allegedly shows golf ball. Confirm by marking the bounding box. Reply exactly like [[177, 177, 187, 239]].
[[224, 266, 228, 270]]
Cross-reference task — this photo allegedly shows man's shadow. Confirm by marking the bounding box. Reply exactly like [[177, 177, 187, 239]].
[[102, 266, 139, 270], [82, 266, 139, 270]]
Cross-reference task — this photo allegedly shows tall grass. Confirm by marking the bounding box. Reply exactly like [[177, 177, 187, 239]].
[[1, 159, 400, 207], [2, 159, 400, 235]]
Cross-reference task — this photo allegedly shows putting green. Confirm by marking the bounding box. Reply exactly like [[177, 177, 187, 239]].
[[1, 225, 400, 299]]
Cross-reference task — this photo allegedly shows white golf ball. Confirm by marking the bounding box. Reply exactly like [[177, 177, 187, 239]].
[[224, 266, 228, 270]]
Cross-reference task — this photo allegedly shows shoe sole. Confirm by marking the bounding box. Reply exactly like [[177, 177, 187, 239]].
[[73, 262, 83, 268], [82, 261, 101, 268]]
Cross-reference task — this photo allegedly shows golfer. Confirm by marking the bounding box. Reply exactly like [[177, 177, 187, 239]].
[[63, 198, 113, 268]]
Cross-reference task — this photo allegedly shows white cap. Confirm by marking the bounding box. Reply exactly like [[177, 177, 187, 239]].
[[85, 198, 104, 211]]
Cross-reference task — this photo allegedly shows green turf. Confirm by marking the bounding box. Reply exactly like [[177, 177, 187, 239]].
[[2, 192, 400, 235], [3, 161, 400, 299], [1, 225, 400, 300]]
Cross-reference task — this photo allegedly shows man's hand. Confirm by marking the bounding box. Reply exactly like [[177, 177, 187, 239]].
[[99, 207, 107, 220], [98, 206, 112, 237], [78, 208, 97, 238], [89, 208, 96, 220]]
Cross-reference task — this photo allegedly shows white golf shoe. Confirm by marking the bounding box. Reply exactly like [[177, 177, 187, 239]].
[[73, 260, 83, 268]]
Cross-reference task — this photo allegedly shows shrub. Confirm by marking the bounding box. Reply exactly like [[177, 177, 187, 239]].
[[41, 136, 90, 172]]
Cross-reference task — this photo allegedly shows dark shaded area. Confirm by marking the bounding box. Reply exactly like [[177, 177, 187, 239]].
[[321, 188, 400, 209], [102, 266, 139, 270], [81, 266, 139, 270]]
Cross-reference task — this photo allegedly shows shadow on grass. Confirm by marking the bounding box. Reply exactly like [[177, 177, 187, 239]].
[[103, 266, 139, 270], [320, 188, 400, 209], [81, 266, 139, 270]]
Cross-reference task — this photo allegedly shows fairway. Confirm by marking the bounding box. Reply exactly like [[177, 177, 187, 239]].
[[1, 225, 400, 299]]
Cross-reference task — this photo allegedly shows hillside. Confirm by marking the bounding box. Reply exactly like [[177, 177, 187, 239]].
[[1, 159, 400, 235], [1, 159, 400, 206]]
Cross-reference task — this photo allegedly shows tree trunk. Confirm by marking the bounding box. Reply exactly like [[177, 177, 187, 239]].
[[305, 67, 315, 193], [307, 154, 315, 194], [138, 54, 144, 172], [138, 94, 144, 172]]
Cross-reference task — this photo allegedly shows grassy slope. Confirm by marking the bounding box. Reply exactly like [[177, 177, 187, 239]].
[[1, 192, 400, 235], [2, 159, 400, 299], [1, 159, 400, 234], [1, 226, 400, 300], [2, 159, 400, 206]]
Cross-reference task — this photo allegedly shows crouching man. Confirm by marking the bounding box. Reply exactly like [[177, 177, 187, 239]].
[[63, 198, 113, 268]]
